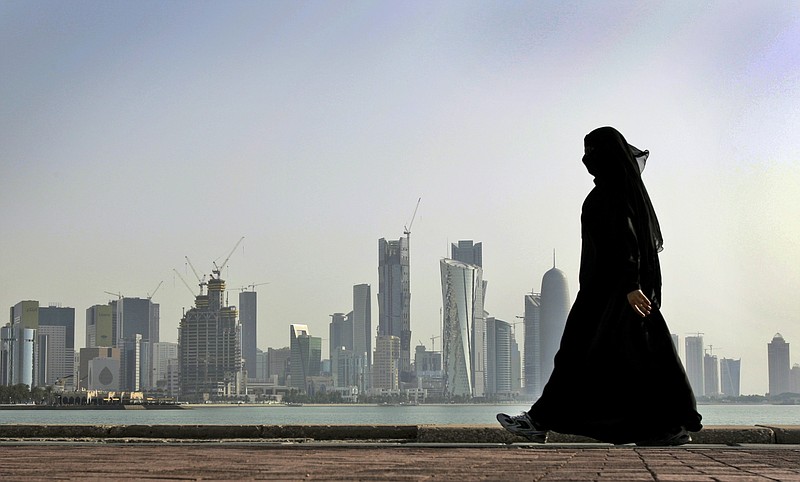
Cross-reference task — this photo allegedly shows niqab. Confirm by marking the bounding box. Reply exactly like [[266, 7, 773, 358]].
[[582, 127, 663, 288]]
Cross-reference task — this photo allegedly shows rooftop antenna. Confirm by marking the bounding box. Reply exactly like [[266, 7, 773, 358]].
[[553, 249, 556, 268]]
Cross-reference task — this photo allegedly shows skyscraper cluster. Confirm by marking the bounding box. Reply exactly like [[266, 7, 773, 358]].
[[683, 334, 742, 398], [5, 233, 797, 405]]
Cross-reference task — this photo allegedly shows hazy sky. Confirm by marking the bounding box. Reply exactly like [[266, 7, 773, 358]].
[[2, 1, 798, 396]]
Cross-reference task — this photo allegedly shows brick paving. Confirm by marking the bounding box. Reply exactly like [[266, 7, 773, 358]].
[[0, 444, 799, 481]]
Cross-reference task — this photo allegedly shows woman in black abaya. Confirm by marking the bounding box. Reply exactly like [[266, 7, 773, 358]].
[[498, 126, 702, 445]]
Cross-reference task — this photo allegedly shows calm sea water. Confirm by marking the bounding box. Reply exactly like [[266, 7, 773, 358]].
[[0, 404, 798, 426]]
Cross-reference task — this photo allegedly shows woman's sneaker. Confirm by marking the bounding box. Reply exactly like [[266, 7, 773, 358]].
[[635, 427, 691, 446], [496, 412, 547, 443]]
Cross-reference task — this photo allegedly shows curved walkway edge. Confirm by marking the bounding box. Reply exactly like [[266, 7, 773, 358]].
[[0, 424, 798, 444]]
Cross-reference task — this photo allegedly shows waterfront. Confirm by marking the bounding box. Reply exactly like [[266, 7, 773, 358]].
[[1, 403, 798, 426]]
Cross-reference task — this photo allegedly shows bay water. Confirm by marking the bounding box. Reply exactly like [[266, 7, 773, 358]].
[[0, 404, 797, 426]]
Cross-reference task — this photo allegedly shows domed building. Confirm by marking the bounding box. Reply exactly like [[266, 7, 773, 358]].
[[539, 263, 570, 387]]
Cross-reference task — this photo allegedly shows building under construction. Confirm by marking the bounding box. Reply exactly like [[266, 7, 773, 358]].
[[178, 276, 241, 401]]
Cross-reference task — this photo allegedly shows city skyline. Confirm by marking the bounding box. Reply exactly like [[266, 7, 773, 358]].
[[2, 2, 799, 397]]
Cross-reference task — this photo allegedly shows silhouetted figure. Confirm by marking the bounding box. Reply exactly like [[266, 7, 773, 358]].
[[498, 126, 702, 445]]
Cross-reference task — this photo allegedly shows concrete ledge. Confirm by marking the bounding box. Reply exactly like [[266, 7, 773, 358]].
[[259, 425, 418, 441], [0, 424, 796, 444], [758, 425, 800, 444]]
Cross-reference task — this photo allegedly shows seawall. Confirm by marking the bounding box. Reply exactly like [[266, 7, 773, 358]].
[[0, 424, 798, 444]]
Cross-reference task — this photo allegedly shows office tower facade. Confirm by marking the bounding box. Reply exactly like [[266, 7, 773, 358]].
[[0, 325, 12, 385], [111, 297, 160, 345], [539, 265, 570, 389], [267, 347, 291, 385], [720, 358, 741, 397], [178, 277, 241, 401], [703, 352, 719, 397], [378, 237, 412, 382], [768, 333, 790, 396], [685, 335, 705, 397], [38, 305, 75, 390], [790, 364, 800, 394], [523, 293, 542, 396], [671, 334, 680, 358], [451, 240, 482, 267], [352, 284, 372, 385], [450, 241, 487, 397], [486, 317, 513, 397], [152, 342, 179, 390], [119, 334, 142, 391], [329, 312, 353, 387], [238, 290, 257, 379], [510, 335, 522, 393], [440, 258, 483, 398], [8, 301, 39, 387], [289, 324, 321, 391], [373, 335, 400, 391], [86, 304, 113, 348]]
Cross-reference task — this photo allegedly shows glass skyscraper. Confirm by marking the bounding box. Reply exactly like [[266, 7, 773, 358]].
[[440, 258, 483, 398], [378, 237, 411, 382]]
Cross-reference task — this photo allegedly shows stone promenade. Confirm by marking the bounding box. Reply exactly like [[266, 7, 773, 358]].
[[1, 442, 800, 481], [0, 425, 799, 481]]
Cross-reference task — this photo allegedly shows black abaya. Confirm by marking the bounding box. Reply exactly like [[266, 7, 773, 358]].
[[528, 134, 702, 444]]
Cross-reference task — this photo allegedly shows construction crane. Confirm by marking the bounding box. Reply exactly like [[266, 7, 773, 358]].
[[430, 335, 441, 353], [227, 282, 270, 292], [104, 291, 123, 300], [212, 236, 245, 279], [404, 197, 421, 236], [148, 280, 164, 300], [184, 256, 207, 295], [173, 268, 197, 298]]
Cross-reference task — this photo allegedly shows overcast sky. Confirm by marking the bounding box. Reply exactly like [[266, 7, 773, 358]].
[[2, 1, 798, 396]]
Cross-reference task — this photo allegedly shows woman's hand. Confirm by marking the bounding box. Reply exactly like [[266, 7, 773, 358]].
[[627, 289, 651, 317]]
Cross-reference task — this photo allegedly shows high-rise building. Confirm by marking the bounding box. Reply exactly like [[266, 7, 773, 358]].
[[329, 312, 352, 387], [238, 290, 258, 380], [38, 305, 75, 390], [373, 335, 400, 391], [440, 258, 483, 398], [289, 324, 321, 391], [267, 347, 291, 385], [685, 335, 705, 397], [352, 283, 372, 388], [8, 301, 39, 387], [523, 293, 542, 396], [111, 297, 159, 345], [510, 335, 522, 393], [178, 276, 241, 401], [486, 317, 513, 397], [720, 358, 741, 397], [86, 305, 113, 348], [539, 264, 570, 388], [768, 333, 790, 396], [451, 240, 482, 267], [703, 352, 719, 397], [378, 237, 412, 382], [790, 364, 800, 394], [451, 241, 487, 397], [152, 342, 179, 390]]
